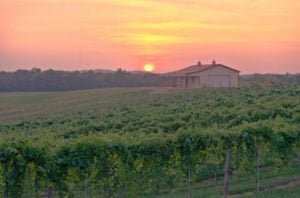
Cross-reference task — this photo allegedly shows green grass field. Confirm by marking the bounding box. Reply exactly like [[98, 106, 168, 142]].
[[0, 87, 175, 124], [0, 86, 299, 197]]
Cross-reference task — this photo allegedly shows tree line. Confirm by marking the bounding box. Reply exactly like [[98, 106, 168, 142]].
[[0, 68, 299, 91], [0, 68, 173, 92], [240, 73, 300, 86]]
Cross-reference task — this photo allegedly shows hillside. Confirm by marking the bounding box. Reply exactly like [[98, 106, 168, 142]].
[[0, 86, 299, 197], [0, 87, 176, 124]]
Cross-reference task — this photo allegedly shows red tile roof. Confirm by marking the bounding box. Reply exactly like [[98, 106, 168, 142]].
[[166, 64, 240, 76]]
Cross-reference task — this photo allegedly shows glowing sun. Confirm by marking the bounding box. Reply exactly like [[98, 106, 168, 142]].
[[143, 64, 155, 72]]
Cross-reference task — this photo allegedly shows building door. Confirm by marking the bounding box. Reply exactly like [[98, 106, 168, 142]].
[[209, 76, 230, 87], [191, 76, 200, 87]]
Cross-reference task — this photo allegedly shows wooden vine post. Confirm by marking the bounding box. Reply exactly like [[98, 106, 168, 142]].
[[85, 175, 89, 198], [256, 136, 260, 192], [47, 187, 53, 198], [4, 179, 8, 198], [223, 138, 232, 198], [188, 168, 192, 198]]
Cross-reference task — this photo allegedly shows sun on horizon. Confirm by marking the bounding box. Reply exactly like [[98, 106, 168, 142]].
[[143, 64, 155, 72], [1, 0, 300, 73]]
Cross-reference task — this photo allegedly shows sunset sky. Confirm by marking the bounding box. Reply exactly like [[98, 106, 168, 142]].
[[1, 0, 300, 73]]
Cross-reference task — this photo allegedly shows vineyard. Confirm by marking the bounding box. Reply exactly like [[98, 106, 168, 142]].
[[0, 86, 299, 197]]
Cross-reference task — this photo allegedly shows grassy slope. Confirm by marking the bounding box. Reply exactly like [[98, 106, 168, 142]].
[[0, 87, 175, 124]]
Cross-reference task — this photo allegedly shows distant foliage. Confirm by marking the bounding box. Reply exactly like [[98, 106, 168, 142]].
[[0, 68, 174, 91], [0, 68, 299, 91], [240, 73, 300, 86]]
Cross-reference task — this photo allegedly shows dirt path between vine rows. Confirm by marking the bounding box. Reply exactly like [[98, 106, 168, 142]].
[[228, 177, 300, 198], [271, 178, 300, 189]]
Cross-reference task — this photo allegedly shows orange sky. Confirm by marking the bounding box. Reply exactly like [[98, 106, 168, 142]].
[[1, 0, 300, 73]]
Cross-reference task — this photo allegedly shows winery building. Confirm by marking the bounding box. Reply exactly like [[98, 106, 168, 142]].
[[168, 60, 240, 88]]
